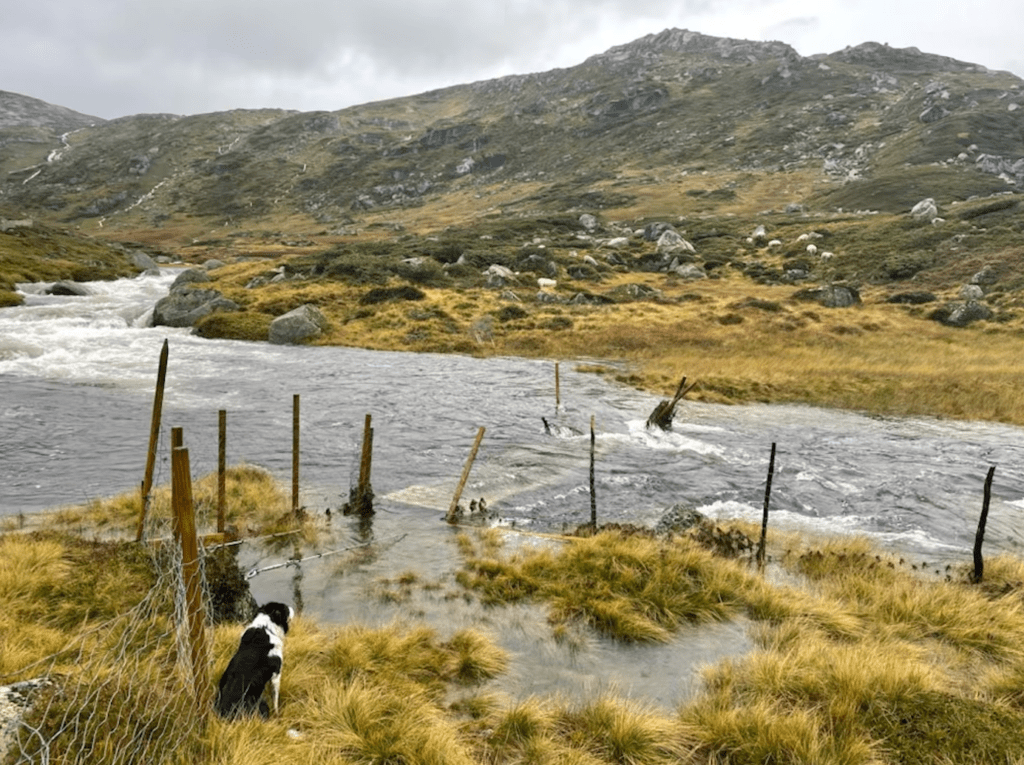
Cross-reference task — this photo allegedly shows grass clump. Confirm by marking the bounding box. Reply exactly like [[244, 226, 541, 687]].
[[49, 463, 292, 539], [457, 529, 760, 642]]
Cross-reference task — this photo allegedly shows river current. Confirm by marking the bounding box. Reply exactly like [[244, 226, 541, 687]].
[[4, 269, 1024, 706]]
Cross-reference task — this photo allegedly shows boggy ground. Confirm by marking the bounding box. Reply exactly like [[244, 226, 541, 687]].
[[6, 469, 1024, 764]]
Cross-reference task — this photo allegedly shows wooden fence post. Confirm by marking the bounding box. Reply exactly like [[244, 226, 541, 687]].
[[170, 427, 184, 541], [136, 338, 168, 543], [590, 415, 597, 529], [972, 465, 997, 583], [217, 410, 226, 534], [757, 442, 777, 570], [292, 394, 300, 515], [171, 443, 210, 714], [345, 414, 375, 516], [447, 427, 486, 523]]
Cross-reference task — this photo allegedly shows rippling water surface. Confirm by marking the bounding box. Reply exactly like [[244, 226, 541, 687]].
[[4, 271, 1024, 706]]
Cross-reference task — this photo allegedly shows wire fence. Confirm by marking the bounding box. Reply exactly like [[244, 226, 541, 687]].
[[4, 542, 213, 764]]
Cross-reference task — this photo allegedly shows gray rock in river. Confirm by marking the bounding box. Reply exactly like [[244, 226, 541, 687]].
[[152, 287, 239, 328], [268, 304, 330, 345]]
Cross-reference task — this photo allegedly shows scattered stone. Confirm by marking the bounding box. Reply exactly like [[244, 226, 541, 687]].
[[578, 213, 598, 232], [170, 268, 211, 290], [268, 304, 330, 344], [47, 281, 91, 296], [971, 266, 998, 286], [656, 229, 696, 256], [1, 679, 49, 760], [130, 250, 160, 272], [674, 264, 707, 280], [654, 503, 708, 534], [910, 197, 939, 221], [153, 287, 239, 328], [791, 284, 861, 308], [607, 283, 662, 301], [958, 284, 985, 300], [931, 300, 993, 327], [887, 291, 937, 305]]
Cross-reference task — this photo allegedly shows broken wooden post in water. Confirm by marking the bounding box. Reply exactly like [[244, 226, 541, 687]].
[[972, 465, 997, 583], [757, 442, 777, 571], [646, 375, 698, 431], [447, 426, 486, 524], [217, 409, 226, 534], [590, 415, 597, 528], [345, 413, 375, 516], [136, 338, 169, 543], [292, 394, 300, 516], [171, 442, 210, 714]]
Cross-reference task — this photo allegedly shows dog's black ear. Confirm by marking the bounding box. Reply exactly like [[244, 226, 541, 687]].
[[260, 602, 292, 631]]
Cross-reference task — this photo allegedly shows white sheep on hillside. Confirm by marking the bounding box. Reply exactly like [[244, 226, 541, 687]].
[[806, 244, 818, 256], [537, 278, 557, 290]]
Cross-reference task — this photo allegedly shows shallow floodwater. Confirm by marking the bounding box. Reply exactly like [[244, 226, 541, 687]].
[[3, 270, 1024, 707]]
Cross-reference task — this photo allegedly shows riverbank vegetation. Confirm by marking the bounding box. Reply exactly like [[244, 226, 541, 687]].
[[7, 468, 1024, 764]]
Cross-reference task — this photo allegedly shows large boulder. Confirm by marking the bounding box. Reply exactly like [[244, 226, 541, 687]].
[[268, 304, 329, 345], [656, 229, 696, 256], [170, 268, 211, 290], [791, 284, 861, 308], [129, 250, 160, 272], [153, 287, 239, 328], [932, 300, 993, 327], [910, 198, 939, 221]]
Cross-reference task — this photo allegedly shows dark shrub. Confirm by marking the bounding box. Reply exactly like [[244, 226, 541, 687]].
[[359, 285, 426, 305]]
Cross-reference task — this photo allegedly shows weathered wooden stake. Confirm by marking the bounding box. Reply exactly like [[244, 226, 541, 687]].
[[136, 338, 169, 543], [757, 442, 777, 570], [171, 443, 209, 714], [972, 465, 997, 583], [170, 426, 184, 541], [346, 414, 375, 516], [555, 362, 561, 410], [589, 414, 597, 528], [447, 427, 486, 524], [292, 394, 300, 515], [217, 410, 226, 534]]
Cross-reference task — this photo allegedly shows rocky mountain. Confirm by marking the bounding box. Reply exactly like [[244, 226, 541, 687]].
[[0, 28, 1022, 247]]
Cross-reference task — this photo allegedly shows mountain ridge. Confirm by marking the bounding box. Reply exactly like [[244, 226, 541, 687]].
[[1, 27, 1021, 247]]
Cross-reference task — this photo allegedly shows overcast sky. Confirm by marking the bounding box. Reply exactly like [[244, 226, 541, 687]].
[[4, 0, 1022, 120]]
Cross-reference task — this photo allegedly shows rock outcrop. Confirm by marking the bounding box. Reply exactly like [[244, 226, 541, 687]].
[[153, 286, 239, 328]]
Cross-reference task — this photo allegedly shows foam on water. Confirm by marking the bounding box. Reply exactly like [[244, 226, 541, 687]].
[[5, 270, 1024, 565]]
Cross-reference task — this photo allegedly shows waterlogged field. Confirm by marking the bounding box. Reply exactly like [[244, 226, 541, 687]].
[[7, 477, 1024, 765]]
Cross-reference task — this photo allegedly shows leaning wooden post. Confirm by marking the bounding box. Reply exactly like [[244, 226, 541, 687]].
[[589, 415, 597, 529], [757, 442, 777, 571], [972, 465, 997, 583], [136, 338, 169, 543], [172, 443, 210, 715], [447, 427, 486, 524], [292, 394, 300, 516], [217, 410, 226, 534]]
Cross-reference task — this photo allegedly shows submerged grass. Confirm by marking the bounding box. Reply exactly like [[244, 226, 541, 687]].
[[11, 474, 1024, 763]]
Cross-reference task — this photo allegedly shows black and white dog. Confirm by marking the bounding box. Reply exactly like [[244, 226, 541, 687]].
[[214, 602, 293, 719]]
